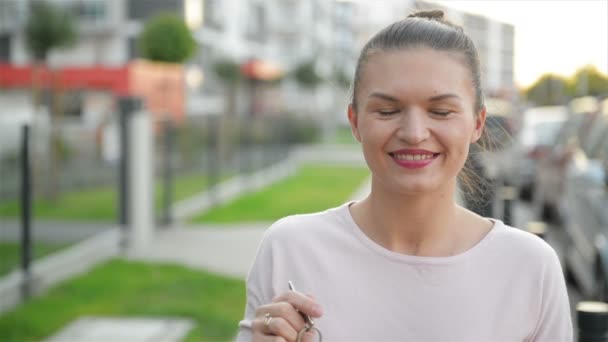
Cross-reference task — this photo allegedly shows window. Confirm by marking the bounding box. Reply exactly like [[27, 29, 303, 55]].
[[203, 0, 223, 29], [246, 3, 266, 42], [128, 37, 139, 60], [128, 0, 182, 21], [70, 1, 107, 22], [0, 35, 10, 62]]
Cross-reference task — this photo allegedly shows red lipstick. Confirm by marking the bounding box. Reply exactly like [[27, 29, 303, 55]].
[[388, 149, 439, 169]]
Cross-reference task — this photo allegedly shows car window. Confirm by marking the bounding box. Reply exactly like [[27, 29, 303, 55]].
[[585, 115, 608, 157]]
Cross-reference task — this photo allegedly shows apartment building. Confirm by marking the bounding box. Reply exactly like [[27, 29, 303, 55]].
[[0, 0, 357, 122], [352, 0, 516, 99]]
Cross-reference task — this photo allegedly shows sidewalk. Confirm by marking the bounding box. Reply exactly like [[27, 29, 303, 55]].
[[126, 176, 372, 279]]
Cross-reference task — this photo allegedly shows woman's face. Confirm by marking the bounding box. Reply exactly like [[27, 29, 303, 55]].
[[348, 47, 486, 195]]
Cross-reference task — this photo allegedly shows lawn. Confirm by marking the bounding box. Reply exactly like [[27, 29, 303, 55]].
[[0, 259, 245, 342], [0, 243, 68, 277], [192, 164, 370, 223], [0, 172, 228, 221]]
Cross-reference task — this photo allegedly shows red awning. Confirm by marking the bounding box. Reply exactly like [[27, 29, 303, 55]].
[[0, 63, 129, 95]]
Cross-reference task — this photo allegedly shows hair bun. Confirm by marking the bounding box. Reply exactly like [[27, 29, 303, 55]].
[[407, 10, 444, 20]]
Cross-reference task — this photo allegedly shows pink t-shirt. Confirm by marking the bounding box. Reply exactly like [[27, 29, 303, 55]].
[[237, 201, 573, 341]]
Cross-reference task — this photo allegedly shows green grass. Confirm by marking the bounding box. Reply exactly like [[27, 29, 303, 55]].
[[0, 173, 228, 221], [332, 126, 358, 145], [192, 165, 369, 223], [0, 243, 68, 277], [0, 259, 245, 342]]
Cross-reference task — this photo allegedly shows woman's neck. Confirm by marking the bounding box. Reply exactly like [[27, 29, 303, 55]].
[[352, 177, 464, 257]]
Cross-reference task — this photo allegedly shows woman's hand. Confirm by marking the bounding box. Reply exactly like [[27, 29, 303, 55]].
[[252, 291, 323, 342]]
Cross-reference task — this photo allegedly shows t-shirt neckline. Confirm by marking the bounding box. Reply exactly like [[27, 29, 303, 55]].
[[340, 200, 503, 265]]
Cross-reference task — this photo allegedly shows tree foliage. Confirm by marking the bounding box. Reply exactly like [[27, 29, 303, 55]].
[[25, 0, 77, 61], [524, 74, 569, 106], [139, 13, 196, 63], [292, 60, 323, 89], [212, 59, 241, 85], [567, 65, 608, 97]]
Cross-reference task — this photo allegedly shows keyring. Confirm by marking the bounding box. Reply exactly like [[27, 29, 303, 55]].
[[297, 325, 322, 342]]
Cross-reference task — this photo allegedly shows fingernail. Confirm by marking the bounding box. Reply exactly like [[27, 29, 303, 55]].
[[312, 304, 323, 316]]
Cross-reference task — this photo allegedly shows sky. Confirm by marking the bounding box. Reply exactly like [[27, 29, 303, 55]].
[[436, 0, 608, 88]]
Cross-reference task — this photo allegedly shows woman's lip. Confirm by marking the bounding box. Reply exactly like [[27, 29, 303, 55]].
[[390, 149, 437, 155], [390, 153, 439, 169]]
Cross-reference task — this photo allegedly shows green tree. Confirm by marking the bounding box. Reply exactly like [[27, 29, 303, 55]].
[[24, 0, 78, 199], [567, 65, 608, 97], [524, 74, 569, 106], [25, 1, 76, 61], [139, 14, 196, 63], [292, 60, 324, 89]]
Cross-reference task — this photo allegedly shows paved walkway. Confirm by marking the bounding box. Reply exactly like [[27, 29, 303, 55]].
[[126, 177, 372, 279], [127, 223, 269, 279]]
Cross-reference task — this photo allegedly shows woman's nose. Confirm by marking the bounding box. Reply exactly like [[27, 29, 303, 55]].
[[396, 110, 430, 145]]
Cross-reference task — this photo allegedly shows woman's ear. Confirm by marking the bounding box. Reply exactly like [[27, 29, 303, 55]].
[[470, 106, 486, 143], [348, 104, 362, 143]]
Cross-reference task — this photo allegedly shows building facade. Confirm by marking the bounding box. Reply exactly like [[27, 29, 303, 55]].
[[0, 0, 357, 122]]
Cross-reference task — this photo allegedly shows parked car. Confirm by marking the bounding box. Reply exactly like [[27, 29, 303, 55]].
[[499, 106, 568, 200], [559, 97, 608, 300], [532, 96, 601, 223]]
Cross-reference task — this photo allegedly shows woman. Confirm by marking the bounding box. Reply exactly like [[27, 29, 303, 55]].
[[237, 10, 572, 342]]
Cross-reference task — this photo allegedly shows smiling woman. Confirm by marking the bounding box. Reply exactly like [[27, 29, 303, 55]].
[[237, 10, 573, 342]]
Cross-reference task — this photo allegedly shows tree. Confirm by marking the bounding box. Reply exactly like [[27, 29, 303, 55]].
[[292, 59, 324, 89], [24, 0, 77, 199], [524, 74, 569, 106], [139, 13, 196, 64], [25, 1, 76, 62], [567, 65, 608, 97]]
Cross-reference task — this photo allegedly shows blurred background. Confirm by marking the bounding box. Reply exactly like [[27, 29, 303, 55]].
[[0, 0, 606, 341]]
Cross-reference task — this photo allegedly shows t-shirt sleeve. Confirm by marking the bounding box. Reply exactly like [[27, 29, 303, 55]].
[[527, 245, 573, 342], [234, 222, 279, 341]]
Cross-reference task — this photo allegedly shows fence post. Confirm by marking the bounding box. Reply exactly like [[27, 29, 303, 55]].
[[117, 97, 141, 251], [577, 301, 608, 342], [128, 110, 154, 248], [207, 115, 219, 204], [500, 182, 516, 226], [527, 221, 546, 239], [20, 124, 32, 300], [161, 119, 174, 227]]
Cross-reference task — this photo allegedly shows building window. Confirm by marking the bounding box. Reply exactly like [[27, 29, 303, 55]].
[[246, 3, 266, 42], [203, 0, 223, 30], [0, 35, 10, 62], [70, 0, 107, 22], [64, 90, 84, 119], [128, 37, 139, 60], [128, 0, 182, 21]]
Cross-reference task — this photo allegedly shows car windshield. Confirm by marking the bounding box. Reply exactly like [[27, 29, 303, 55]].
[[521, 121, 564, 146]]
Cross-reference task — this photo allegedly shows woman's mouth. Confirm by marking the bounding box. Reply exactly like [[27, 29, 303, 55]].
[[388, 151, 439, 169]]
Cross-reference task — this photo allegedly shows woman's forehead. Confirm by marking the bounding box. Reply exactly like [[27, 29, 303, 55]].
[[359, 48, 474, 100]]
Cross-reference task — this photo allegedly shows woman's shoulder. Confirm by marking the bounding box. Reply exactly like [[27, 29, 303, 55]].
[[489, 219, 560, 265], [263, 201, 354, 242]]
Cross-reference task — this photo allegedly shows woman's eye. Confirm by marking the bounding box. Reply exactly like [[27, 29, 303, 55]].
[[378, 109, 400, 116], [430, 110, 452, 116]]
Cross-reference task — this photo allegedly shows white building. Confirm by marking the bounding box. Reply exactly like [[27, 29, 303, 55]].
[[0, 0, 357, 123], [351, 0, 516, 100]]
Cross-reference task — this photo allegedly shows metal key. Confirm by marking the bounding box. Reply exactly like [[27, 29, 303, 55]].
[[288, 281, 323, 342]]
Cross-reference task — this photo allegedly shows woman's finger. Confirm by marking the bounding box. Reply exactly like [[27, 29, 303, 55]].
[[255, 302, 307, 336], [272, 291, 323, 318], [252, 330, 287, 342], [252, 312, 300, 341]]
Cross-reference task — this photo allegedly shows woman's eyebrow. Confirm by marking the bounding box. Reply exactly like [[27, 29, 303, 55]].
[[428, 93, 462, 102], [368, 92, 400, 102]]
